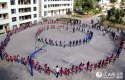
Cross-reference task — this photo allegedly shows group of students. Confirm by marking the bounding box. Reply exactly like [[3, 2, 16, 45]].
[[43, 19, 82, 25], [35, 19, 94, 48], [0, 22, 33, 60], [0, 19, 125, 78], [37, 31, 93, 48], [53, 34, 124, 78]]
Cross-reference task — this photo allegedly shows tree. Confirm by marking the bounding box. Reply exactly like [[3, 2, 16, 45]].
[[100, 15, 106, 23], [74, 0, 83, 9], [82, 0, 95, 14], [115, 9, 123, 23], [107, 7, 123, 23]]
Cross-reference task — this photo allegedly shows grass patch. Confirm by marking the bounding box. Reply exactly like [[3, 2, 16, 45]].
[[103, 21, 125, 30]]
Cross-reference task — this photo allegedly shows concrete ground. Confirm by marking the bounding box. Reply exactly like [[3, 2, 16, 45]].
[[0, 15, 124, 80]]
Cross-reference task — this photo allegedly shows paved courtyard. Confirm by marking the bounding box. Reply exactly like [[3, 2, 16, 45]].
[[0, 15, 125, 80]]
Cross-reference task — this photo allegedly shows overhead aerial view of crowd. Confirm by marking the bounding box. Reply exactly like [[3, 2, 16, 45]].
[[0, 19, 125, 78]]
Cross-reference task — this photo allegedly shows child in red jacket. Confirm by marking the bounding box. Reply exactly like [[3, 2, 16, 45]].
[[59, 67, 63, 76]]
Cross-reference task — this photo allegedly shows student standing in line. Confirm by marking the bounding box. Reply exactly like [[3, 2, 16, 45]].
[[56, 65, 60, 78]]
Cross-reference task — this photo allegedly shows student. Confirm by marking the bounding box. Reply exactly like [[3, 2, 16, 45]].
[[60, 67, 63, 76], [21, 57, 24, 64], [94, 63, 97, 70], [6, 53, 9, 62], [86, 61, 90, 70], [83, 38, 85, 44], [10, 56, 13, 62], [98, 60, 102, 69], [89, 64, 93, 72], [64, 68, 67, 76], [44, 64, 48, 74], [17, 55, 21, 64], [103, 30, 106, 36], [75, 66, 79, 74], [116, 47, 122, 58], [104, 57, 109, 68], [113, 56, 117, 63], [32, 59, 35, 67], [56, 65, 60, 78], [23, 58, 27, 65], [13, 55, 17, 62], [27, 56, 30, 64], [67, 69, 70, 76], [34, 62, 39, 70], [101, 60, 105, 68], [71, 65, 75, 75], [79, 62, 83, 72], [69, 41, 72, 47], [47, 67, 51, 75], [79, 39, 82, 45], [0, 49, 2, 60]]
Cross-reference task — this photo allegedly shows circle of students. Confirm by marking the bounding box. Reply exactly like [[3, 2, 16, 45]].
[[35, 23, 93, 48], [0, 19, 124, 78]]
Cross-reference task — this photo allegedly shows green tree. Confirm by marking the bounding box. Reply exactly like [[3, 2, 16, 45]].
[[100, 15, 106, 23], [107, 8, 123, 23], [82, 0, 95, 14], [74, 0, 83, 9], [115, 9, 123, 23]]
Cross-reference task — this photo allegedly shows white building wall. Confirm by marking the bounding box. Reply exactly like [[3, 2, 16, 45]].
[[99, 0, 110, 5], [40, 0, 73, 18], [0, 0, 9, 33], [0, 0, 73, 33], [0, 0, 39, 33]]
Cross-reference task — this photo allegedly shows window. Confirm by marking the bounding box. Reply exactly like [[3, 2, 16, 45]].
[[2, 4, 5, 8], [0, 25, 3, 30], [3, 14, 7, 19], [0, 14, 2, 19], [44, 5, 47, 8], [12, 17, 16, 22], [11, 9, 16, 14], [34, 14, 37, 18], [10, 0, 15, 5], [33, 0, 36, 4], [44, 0, 47, 2], [44, 11, 47, 16], [48, 4, 50, 8], [51, 4, 53, 7], [33, 7, 37, 11]]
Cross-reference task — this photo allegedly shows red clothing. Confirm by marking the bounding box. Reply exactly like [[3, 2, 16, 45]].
[[13, 56, 17, 62], [44, 64, 48, 69], [75, 67, 79, 73], [47, 67, 51, 75], [67, 69, 70, 76], [27, 56, 30, 62], [10, 56, 13, 62], [72, 67, 75, 72], [32, 60, 35, 65], [60, 68, 63, 75]]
